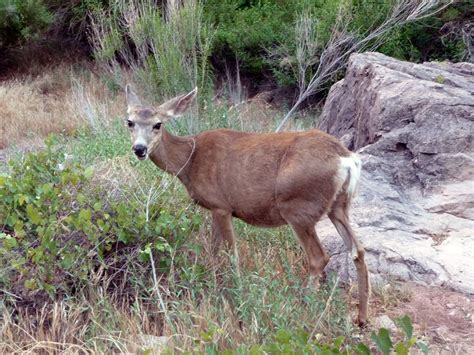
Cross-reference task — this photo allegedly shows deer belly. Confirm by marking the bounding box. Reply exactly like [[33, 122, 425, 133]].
[[232, 206, 285, 227]]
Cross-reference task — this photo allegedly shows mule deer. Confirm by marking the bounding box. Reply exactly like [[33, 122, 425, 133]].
[[125, 85, 370, 325]]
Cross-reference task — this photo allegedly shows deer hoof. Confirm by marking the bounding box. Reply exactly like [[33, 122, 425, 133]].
[[356, 316, 369, 328]]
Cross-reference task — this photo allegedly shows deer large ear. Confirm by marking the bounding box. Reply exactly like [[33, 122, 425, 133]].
[[158, 87, 197, 118], [125, 84, 142, 111]]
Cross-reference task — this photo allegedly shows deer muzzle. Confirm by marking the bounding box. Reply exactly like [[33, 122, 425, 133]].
[[133, 144, 148, 160]]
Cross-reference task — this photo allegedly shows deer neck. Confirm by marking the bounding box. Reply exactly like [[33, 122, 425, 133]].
[[149, 128, 195, 179]]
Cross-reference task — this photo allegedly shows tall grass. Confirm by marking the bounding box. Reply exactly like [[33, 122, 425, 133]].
[[0, 67, 76, 149], [0, 227, 353, 353], [0, 66, 124, 150], [90, 0, 214, 100]]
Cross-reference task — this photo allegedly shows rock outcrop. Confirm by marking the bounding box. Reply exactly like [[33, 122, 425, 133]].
[[318, 52, 474, 293]]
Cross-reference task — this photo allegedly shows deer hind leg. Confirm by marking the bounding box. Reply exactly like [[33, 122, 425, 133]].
[[329, 199, 370, 326], [211, 209, 235, 256], [285, 220, 330, 290]]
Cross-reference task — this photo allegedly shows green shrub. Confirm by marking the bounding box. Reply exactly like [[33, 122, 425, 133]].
[[186, 315, 429, 354], [0, 0, 52, 47], [204, 0, 468, 89], [204, 0, 394, 86], [92, 0, 214, 100], [204, 0, 299, 76], [0, 137, 201, 299], [379, 4, 470, 62]]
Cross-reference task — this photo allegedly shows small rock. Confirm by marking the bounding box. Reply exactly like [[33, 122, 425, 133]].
[[373, 315, 397, 332], [446, 303, 456, 309]]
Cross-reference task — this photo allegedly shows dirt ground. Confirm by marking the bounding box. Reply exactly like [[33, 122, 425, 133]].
[[370, 282, 474, 354]]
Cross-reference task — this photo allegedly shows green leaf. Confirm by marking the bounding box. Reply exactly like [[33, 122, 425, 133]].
[[2, 234, 18, 250], [355, 343, 371, 355], [79, 208, 92, 222], [6, 215, 18, 227], [42, 282, 56, 297], [249, 344, 264, 355], [60, 254, 74, 269], [26, 204, 42, 225], [407, 336, 417, 347], [84, 166, 94, 179], [18, 194, 27, 206], [395, 342, 408, 355], [371, 328, 393, 355], [395, 315, 413, 339], [333, 335, 345, 348], [275, 329, 291, 344], [294, 329, 309, 346], [40, 183, 52, 195], [11, 256, 26, 270], [417, 341, 429, 354], [200, 331, 213, 342]]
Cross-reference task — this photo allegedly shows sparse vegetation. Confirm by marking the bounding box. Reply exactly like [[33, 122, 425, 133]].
[[0, 66, 123, 149]]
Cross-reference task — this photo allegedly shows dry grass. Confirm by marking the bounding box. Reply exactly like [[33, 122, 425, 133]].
[[0, 66, 124, 150], [0, 234, 351, 354]]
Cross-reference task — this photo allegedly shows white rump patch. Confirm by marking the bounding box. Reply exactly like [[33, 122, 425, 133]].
[[337, 154, 362, 198]]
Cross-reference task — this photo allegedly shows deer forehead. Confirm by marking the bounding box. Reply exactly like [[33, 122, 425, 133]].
[[128, 108, 164, 124]]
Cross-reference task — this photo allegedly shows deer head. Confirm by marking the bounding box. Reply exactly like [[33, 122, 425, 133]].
[[125, 85, 197, 160]]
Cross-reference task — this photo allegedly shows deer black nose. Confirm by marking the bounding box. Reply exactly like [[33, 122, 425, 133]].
[[133, 144, 147, 157]]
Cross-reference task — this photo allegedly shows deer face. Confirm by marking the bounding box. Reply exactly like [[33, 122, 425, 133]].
[[125, 85, 197, 160]]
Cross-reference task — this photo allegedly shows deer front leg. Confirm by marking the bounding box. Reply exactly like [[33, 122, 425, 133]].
[[211, 209, 235, 256]]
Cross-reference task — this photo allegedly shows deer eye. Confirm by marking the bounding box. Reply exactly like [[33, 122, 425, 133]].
[[127, 120, 135, 128], [153, 122, 162, 130]]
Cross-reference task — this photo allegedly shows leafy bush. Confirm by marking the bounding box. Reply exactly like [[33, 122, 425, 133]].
[[0, 137, 201, 299], [204, 0, 468, 88], [165, 314, 428, 354], [203, 0, 300, 76], [379, 4, 471, 62], [203, 0, 370, 86], [0, 0, 52, 47]]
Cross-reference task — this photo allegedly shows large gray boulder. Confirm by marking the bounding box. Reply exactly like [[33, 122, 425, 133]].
[[318, 52, 474, 293]]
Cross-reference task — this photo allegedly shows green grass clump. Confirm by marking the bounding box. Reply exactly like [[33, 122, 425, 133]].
[[92, 0, 214, 100]]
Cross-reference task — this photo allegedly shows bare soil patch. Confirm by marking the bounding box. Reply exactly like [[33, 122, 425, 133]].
[[371, 282, 474, 354]]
